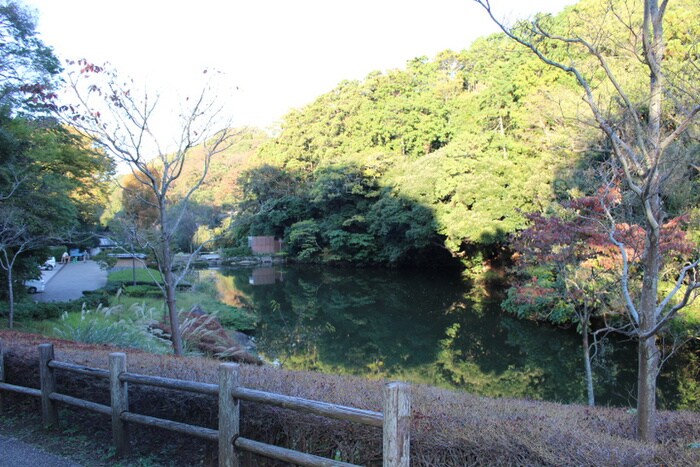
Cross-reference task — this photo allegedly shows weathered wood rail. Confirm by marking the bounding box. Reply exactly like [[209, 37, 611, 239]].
[[0, 340, 410, 466]]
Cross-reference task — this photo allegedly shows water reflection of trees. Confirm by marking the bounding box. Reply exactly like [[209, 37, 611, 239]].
[[432, 298, 641, 405], [220, 266, 460, 374], [211, 266, 688, 407]]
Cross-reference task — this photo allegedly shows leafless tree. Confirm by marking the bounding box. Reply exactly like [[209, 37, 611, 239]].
[[473, 0, 700, 441], [0, 208, 41, 328], [60, 62, 236, 355]]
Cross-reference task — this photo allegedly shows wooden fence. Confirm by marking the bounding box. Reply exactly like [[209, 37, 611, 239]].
[[0, 340, 410, 467]]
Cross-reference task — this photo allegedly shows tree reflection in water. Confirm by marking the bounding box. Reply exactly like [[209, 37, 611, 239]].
[[204, 265, 691, 409]]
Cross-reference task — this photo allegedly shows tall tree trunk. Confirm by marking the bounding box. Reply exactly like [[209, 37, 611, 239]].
[[637, 333, 659, 441], [636, 229, 661, 441], [634, 0, 664, 442], [165, 277, 183, 356], [582, 323, 595, 407], [7, 270, 14, 329], [161, 204, 183, 356]]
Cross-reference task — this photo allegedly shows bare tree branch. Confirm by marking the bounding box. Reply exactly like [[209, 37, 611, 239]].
[[56, 62, 237, 355], [474, 0, 699, 441]]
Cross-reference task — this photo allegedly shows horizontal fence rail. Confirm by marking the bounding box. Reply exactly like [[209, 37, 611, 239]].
[[49, 391, 112, 416], [230, 386, 384, 427], [120, 372, 219, 396], [235, 436, 359, 467], [0, 339, 410, 466], [48, 360, 110, 379], [120, 411, 219, 442]]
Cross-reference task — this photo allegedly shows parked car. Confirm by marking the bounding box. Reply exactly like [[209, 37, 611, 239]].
[[24, 278, 45, 294], [40, 257, 57, 271]]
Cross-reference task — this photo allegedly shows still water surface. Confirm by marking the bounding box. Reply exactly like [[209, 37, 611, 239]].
[[201, 265, 693, 409]]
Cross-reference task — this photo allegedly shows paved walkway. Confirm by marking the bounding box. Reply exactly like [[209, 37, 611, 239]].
[[0, 434, 82, 467], [33, 260, 108, 303], [3, 262, 105, 465]]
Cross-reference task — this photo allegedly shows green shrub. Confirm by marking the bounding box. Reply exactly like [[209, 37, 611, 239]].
[[122, 285, 163, 298], [51, 304, 170, 353], [222, 246, 253, 258], [81, 288, 117, 308], [1, 300, 69, 321]]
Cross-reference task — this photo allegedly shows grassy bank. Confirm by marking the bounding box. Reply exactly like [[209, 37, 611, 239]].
[[1, 330, 699, 466], [6, 267, 256, 357]]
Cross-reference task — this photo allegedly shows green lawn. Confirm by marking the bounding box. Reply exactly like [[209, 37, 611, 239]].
[[108, 267, 164, 284]]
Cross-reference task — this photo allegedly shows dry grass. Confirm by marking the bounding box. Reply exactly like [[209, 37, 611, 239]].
[[1, 330, 699, 466]]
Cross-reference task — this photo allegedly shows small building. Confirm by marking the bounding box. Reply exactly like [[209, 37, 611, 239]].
[[248, 236, 283, 254], [98, 236, 118, 249]]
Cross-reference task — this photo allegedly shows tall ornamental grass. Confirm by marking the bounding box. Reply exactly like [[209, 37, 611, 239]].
[[51, 303, 171, 353]]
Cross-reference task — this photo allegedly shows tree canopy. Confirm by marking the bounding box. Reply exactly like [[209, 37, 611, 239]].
[[208, 0, 697, 278], [0, 1, 113, 326], [0, 1, 60, 114]]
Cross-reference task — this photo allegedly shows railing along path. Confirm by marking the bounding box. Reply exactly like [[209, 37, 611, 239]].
[[0, 339, 410, 466]]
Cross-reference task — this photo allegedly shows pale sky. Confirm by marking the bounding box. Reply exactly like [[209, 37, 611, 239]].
[[23, 0, 577, 130]]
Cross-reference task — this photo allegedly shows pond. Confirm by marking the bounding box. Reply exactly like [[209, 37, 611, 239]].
[[198, 265, 696, 410]]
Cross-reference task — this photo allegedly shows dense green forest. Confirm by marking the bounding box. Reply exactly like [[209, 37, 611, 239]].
[[185, 0, 697, 276], [0, 1, 112, 322]]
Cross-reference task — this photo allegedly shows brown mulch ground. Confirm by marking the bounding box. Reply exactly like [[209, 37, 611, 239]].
[[1, 330, 699, 466]]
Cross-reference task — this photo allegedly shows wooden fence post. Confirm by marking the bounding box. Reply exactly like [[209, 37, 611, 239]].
[[218, 363, 240, 467], [39, 343, 58, 428], [0, 339, 5, 413], [110, 352, 130, 456], [383, 382, 410, 467]]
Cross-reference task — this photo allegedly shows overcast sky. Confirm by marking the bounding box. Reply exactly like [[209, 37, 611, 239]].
[[23, 0, 577, 130]]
